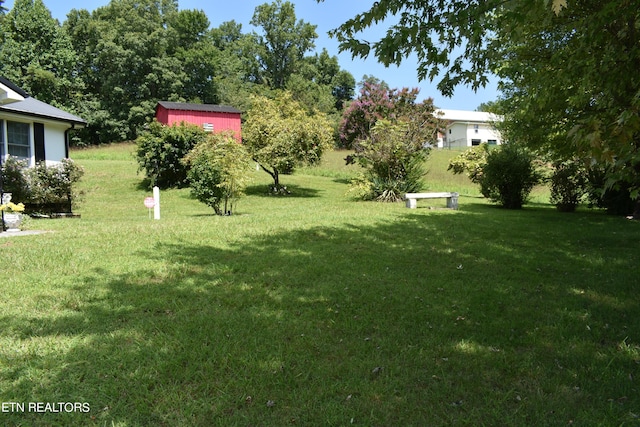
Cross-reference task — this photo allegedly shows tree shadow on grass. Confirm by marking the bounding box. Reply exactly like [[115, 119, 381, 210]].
[[245, 183, 321, 198], [1, 210, 639, 425]]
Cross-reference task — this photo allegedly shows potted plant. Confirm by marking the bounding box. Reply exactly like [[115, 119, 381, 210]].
[[1, 198, 26, 232]]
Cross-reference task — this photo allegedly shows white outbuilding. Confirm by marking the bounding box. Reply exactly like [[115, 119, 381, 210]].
[[435, 109, 503, 149]]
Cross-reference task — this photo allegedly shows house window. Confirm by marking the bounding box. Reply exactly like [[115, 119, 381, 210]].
[[471, 139, 481, 146], [488, 139, 497, 145], [7, 121, 30, 160], [448, 129, 452, 134], [474, 124, 479, 133]]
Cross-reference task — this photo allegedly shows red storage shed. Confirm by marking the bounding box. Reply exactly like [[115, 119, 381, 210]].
[[155, 101, 242, 142]]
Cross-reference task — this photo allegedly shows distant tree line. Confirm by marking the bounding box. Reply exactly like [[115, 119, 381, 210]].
[[0, 0, 356, 145]]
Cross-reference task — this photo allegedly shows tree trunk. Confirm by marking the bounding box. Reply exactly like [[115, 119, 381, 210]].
[[257, 163, 285, 192]]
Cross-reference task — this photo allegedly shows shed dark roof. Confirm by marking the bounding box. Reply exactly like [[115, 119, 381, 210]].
[[157, 101, 241, 114]]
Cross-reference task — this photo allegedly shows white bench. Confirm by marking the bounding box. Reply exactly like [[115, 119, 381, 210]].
[[404, 192, 459, 209]]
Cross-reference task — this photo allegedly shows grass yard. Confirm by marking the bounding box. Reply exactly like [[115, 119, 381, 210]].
[[1, 144, 639, 426]]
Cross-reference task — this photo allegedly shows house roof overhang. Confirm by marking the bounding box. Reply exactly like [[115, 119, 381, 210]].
[[0, 77, 86, 128], [0, 78, 26, 105], [0, 97, 87, 128]]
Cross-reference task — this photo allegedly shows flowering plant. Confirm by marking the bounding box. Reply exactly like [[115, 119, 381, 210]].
[[0, 202, 25, 213]]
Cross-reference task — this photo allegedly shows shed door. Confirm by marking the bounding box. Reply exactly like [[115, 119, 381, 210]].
[[34, 122, 45, 163]]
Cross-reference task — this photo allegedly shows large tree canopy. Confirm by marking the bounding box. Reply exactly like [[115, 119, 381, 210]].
[[0, 0, 355, 147], [243, 92, 333, 192], [323, 0, 640, 214], [0, 0, 83, 107], [250, 0, 317, 89]]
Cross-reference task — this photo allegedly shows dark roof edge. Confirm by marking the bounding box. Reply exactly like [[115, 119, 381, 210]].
[[157, 101, 241, 114], [0, 109, 87, 126], [0, 76, 30, 98]]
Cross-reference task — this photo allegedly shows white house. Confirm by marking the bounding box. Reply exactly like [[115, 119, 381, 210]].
[[436, 109, 503, 149], [0, 77, 86, 167]]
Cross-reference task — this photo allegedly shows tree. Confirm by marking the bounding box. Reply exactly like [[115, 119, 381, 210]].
[[286, 48, 355, 115], [250, 0, 317, 89], [0, 0, 83, 108], [339, 80, 438, 150], [323, 0, 640, 217], [340, 81, 440, 201], [65, 0, 187, 144], [167, 9, 221, 104], [211, 20, 266, 113], [183, 132, 252, 215], [243, 92, 333, 192]]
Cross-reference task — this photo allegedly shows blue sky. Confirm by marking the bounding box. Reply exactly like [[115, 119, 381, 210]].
[[5, 0, 500, 110]]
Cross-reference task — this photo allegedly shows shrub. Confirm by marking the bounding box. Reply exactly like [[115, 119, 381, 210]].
[[585, 167, 637, 216], [183, 132, 252, 215], [1, 156, 29, 202], [1, 157, 84, 214], [480, 143, 541, 209], [348, 120, 428, 202], [447, 143, 491, 188], [549, 159, 588, 212], [136, 121, 208, 189]]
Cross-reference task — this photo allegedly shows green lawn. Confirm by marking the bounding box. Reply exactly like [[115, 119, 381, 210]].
[[1, 144, 638, 426]]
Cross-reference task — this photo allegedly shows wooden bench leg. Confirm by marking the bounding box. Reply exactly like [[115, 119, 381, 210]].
[[406, 198, 417, 209]]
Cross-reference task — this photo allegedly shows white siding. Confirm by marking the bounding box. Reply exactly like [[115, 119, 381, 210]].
[[0, 114, 70, 166], [44, 122, 68, 165], [436, 109, 503, 148]]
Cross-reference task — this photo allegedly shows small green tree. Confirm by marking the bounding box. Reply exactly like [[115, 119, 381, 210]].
[[480, 143, 541, 209], [183, 132, 252, 215], [243, 92, 333, 193], [135, 121, 208, 189]]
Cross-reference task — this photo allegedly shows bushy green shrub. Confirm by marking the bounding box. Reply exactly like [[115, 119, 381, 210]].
[[1, 157, 84, 214], [549, 159, 588, 212], [447, 143, 490, 188], [183, 132, 252, 215], [34, 159, 84, 212], [480, 143, 541, 209], [1, 156, 29, 203], [136, 121, 208, 189]]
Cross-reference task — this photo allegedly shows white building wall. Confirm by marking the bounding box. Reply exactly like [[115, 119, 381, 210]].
[[446, 123, 470, 148], [466, 123, 502, 146], [44, 122, 68, 165], [0, 114, 69, 167], [436, 109, 503, 149]]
